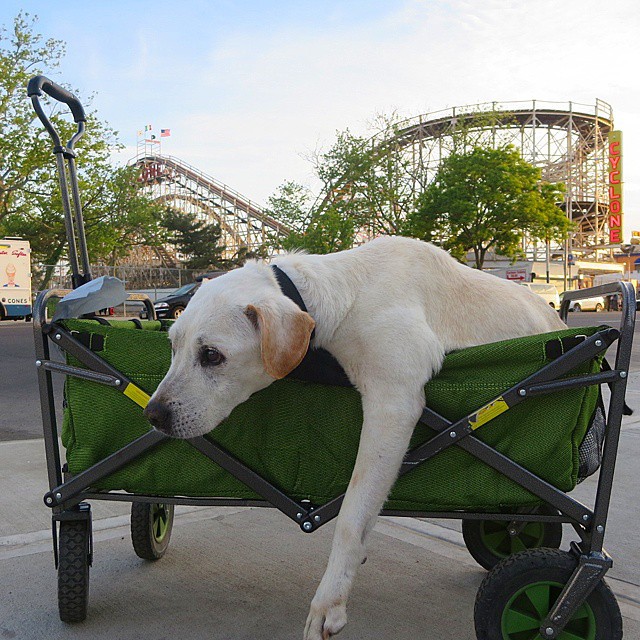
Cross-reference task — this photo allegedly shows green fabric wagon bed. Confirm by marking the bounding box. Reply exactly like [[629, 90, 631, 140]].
[[60, 319, 604, 512]]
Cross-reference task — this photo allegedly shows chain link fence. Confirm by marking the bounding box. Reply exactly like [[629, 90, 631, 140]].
[[37, 264, 204, 293]]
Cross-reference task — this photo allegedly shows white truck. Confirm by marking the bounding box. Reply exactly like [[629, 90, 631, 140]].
[[0, 238, 32, 321]]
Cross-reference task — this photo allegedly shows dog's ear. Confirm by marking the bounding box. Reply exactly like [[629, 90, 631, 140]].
[[245, 302, 315, 379]]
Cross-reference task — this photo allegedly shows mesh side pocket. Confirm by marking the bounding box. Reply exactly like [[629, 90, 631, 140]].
[[577, 392, 606, 482]]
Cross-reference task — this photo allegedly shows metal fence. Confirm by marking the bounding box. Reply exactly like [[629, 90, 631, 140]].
[[37, 264, 204, 291]]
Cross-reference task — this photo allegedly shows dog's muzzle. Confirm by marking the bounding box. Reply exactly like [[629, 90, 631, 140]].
[[144, 398, 173, 434]]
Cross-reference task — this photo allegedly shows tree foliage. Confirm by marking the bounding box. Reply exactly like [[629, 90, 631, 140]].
[[406, 146, 571, 269], [267, 118, 410, 252], [161, 209, 228, 270], [0, 13, 163, 287], [268, 109, 572, 268], [311, 119, 416, 238], [266, 180, 354, 254]]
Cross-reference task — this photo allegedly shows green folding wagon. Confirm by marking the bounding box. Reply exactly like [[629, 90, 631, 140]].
[[29, 75, 636, 640]]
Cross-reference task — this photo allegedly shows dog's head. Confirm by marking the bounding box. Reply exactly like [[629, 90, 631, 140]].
[[144, 265, 315, 438]]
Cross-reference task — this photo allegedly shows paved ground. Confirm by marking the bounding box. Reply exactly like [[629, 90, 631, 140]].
[[0, 321, 64, 441], [1, 448, 639, 640], [0, 311, 639, 638]]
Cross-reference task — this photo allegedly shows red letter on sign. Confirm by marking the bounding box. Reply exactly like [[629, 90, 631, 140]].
[[610, 229, 621, 243], [610, 141, 620, 155], [610, 171, 621, 184], [610, 214, 621, 227]]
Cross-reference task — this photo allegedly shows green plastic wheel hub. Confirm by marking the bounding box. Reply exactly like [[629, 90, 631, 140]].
[[480, 520, 546, 558], [501, 580, 596, 640], [151, 504, 170, 543]]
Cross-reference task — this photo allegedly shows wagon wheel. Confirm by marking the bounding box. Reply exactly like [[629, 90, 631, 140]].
[[474, 549, 622, 640], [130, 502, 174, 560], [58, 518, 91, 623], [171, 305, 185, 319], [462, 506, 562, 571]]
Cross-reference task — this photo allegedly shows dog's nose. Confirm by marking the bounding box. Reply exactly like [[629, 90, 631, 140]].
[[144, 399, 172, 432]]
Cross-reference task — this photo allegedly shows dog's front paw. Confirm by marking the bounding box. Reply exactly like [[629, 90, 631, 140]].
[[303, 599, 347, 639]]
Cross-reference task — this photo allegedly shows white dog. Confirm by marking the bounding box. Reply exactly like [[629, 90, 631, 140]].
[[144, 236, 565, 639]]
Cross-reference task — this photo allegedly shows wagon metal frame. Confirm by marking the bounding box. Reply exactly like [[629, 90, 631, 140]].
[[29, 75, 635, 639]]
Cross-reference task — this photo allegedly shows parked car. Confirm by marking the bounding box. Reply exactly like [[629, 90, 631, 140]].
[[144, 282, 199, 319], [141, 271, 226, 320], [519, 282, 561, 309], [559, 292, 606, 312]]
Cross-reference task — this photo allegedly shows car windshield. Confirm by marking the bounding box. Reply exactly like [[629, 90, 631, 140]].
[[171, 283, 197, 296]]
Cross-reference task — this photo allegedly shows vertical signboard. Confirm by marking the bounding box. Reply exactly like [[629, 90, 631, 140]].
[[0, 238, 32, 319], [609, 130, 623, 244]]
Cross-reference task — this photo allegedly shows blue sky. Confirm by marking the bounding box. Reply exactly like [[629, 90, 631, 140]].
[[4, 0, 640, 238]]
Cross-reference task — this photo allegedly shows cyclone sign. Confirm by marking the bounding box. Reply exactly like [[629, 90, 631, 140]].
[[608, 131, 623, 245]]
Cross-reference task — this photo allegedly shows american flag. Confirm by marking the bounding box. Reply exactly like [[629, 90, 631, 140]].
[[161, 129, 171, 137]]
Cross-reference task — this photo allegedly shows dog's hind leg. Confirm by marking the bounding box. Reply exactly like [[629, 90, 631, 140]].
[[303, 313, 442, 640]]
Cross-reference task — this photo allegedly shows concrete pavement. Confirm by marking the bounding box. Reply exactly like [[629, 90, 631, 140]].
[[1, 410, 640, 638]]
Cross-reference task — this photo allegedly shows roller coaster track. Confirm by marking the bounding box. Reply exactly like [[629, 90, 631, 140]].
[[320, 99, 615, 257], [135, 154, 289, 257]]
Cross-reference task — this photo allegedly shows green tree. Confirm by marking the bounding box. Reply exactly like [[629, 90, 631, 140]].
[[0, 13, 163, 287], [267, 111, 515, 252], [527, 181, 573, 282], [266, 180, 354, 254], [311, 115, 416, 238], [162, 209, 228, 270], [84, 165, 166, 265], [407, 146, 568, 269]]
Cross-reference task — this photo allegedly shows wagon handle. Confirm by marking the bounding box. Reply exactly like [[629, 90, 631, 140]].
[[28, 75, 91, 288], [27, 75, 87, 153], [27, 75, 86, 123]]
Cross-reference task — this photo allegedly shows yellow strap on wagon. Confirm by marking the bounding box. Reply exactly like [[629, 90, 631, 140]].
[[468, 396, 510, 431], [123, 383, 151, 408]]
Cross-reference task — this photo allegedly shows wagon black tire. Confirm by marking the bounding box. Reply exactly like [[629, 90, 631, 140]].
[[131, 502, 174, 560], [58, 519, 90, 623], [462, 507, 563, 570], [474, 548, 622, 640], [595, 303, 604, 312]]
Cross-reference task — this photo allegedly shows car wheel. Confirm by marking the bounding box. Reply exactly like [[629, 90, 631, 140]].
[[171, 305, 185, 319], [573, 303, 582, 312], [549, 302, 555, 308], [595, 303, 603, 312]]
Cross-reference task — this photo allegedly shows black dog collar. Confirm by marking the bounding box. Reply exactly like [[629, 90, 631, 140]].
[[271, 264, 316, 341], [269, 264, 351, 388]]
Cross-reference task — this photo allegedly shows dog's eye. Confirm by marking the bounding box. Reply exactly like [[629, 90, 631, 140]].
[[200, 347, 226, 367]]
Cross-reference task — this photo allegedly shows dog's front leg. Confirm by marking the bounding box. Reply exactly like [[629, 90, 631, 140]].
[[303, 389, 424, 640]]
